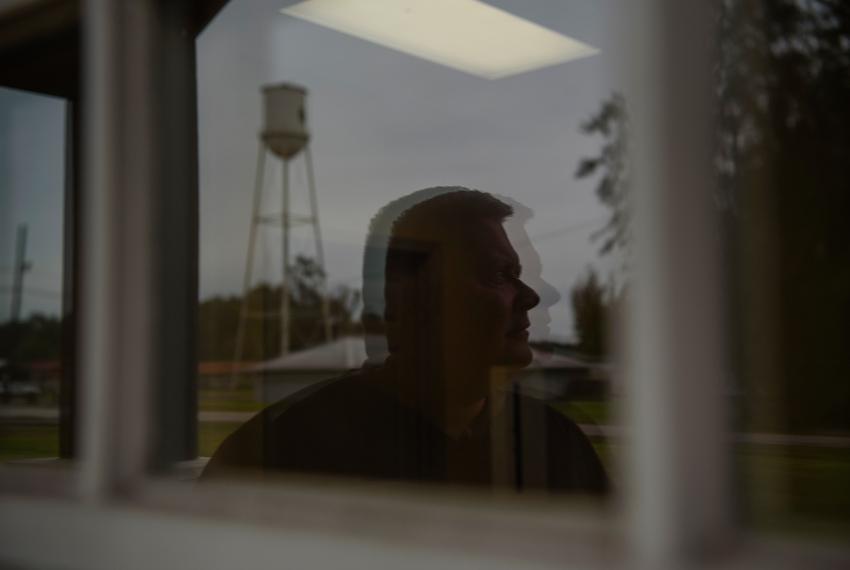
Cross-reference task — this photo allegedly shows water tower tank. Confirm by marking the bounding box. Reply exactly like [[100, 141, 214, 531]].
[[261, 83, 309, 159]]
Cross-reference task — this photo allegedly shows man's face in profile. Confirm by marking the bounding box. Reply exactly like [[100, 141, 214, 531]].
[[443, 218, 541, 373]]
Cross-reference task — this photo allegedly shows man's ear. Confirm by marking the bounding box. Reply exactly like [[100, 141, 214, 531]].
[[362, 312, 389, 364], [361, 312, 385, 336], [383, 270, 418, 354]]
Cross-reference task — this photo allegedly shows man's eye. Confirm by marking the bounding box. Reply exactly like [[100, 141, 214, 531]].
[[489, 271, 510, 285]]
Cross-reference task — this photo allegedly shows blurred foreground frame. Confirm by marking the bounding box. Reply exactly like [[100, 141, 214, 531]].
[[0, 1, 848, 570], [0, 0, 228, 481]]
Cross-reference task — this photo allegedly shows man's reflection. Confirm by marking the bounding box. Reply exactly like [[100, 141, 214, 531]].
[[203, 187, 608, 493]]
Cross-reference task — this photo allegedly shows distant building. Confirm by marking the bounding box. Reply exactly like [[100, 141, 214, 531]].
[[198, 361, 257, 389], [249, 336, 366, 403], [248, 336, 610, 404]]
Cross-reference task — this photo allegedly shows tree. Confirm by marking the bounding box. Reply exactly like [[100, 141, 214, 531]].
[[575, 1, 850, 432], [197, 255, 361, 362], [572, 94, 629, 362], [574, 92, 630, 261], [715, 0, 850, 433], [0, 314, 62, 363], [569, 269, 610, 360]]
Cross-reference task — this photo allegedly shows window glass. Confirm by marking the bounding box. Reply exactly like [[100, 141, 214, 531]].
[[0, 87, 70, 464], [717, 0, 850, 541], [192, 0, 622, 497]]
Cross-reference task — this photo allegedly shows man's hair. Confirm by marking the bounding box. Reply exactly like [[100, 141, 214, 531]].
[[361, 187, 513, 362], [385, 190, 511, 281], [390, 190, 513, 243]]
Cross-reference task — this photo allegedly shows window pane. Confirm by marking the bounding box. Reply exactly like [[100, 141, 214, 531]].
[[189, 0, 623, 499], [717, 0, 850, 542], [0, 87, 69, 464]]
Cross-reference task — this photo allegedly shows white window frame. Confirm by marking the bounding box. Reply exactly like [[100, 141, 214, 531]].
[[1, 0, 849, 568]]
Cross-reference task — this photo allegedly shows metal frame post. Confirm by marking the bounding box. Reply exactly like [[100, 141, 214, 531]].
[[280, 157, 291, 355], [233, 140, 267, 373], [304, 145, 332, 341]]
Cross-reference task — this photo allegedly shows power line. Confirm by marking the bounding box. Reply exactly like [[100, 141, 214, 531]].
[[0, 285, 62, 299], [529, 217, 606, 244]]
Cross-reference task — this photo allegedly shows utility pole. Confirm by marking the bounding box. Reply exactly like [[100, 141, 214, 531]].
[[10, 223, 31, 323]]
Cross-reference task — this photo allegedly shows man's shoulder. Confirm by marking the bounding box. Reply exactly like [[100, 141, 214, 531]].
[[266, 368, 396, 426], [200, 369, 394, 479]]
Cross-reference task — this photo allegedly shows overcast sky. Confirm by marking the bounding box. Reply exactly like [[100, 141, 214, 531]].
[[0, 88, 66, 321], [1, 0, 621, 342]]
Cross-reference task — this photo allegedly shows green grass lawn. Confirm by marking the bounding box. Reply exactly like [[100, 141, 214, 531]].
[[0, 424, 59, 460], [0, 422, 242, 461], [198, 422, 242, 457], [0, 386, 257, 462], [198, 387, 264, 412], [738, 443, 850, 541], [550, 399, 613, 425]]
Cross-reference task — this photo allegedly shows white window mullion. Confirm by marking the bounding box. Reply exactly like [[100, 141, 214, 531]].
[[78, 0, 156, 500], [622, 0, 732, 565]]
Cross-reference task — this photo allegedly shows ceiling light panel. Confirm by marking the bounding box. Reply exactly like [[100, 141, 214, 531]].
[[281, 0, 598, 79]]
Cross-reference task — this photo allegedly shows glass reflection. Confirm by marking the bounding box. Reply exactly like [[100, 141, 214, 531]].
[[0, 87, 68, 464], [202, 187, 609, 493]]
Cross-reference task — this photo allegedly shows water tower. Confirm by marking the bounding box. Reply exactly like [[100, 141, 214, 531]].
[[233, 83, 332, 367]]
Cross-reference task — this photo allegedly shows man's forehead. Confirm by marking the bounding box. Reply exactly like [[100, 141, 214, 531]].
[[460, 219, 520, 263]]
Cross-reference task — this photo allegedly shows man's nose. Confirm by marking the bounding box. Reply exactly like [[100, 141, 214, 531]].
[[516, 278, 541, 310], [525, 276, 560, 308]]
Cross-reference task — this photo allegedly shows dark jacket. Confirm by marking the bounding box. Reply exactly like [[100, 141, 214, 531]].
[[201, 369, 609, 494]]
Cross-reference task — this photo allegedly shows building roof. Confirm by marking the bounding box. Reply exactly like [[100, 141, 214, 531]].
[[530, 351, 592, 370], [251, 336, 366, 372], [198, 361, 256, 376]]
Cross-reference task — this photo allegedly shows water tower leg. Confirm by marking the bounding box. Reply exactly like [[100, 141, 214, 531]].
[[232, 141, 266, 386], [305, 145, 333, 342], [281, 158, 291, 356]]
